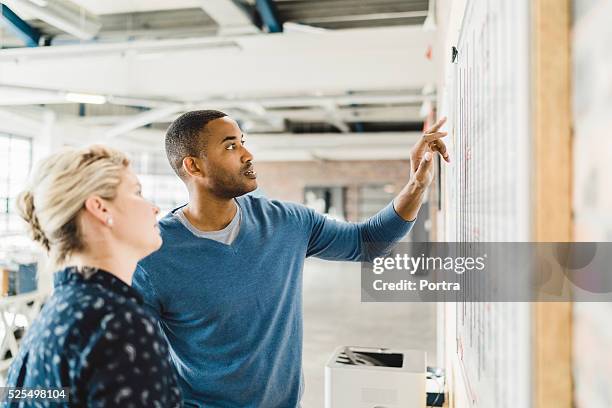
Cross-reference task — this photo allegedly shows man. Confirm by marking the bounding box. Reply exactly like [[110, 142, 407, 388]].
[[133, 110, 449, 407]]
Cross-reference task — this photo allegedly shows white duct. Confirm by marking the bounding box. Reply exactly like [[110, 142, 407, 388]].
[[2, 0, 101, 40], [103, 104, 185, 140]]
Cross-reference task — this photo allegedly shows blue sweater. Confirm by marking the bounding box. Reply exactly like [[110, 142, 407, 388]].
[[133, 195, 414, 408]]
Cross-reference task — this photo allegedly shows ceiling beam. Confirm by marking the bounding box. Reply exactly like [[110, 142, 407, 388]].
[[0, 83, 431, 134], [248, 132, 420, 162], [107, 128, 420, 162], [322, 102, 349, 133], [76, 105, 422, 127], [0, 26, 436, 96], [2, 0, 101, 40], [283, 22, 327, 34], [0, 36, 241, 60], [236, 93, 433, 108], [0, 107, 46, 136], [103, 104, 184, 140], [255, 0, 282, 33], [268, 106, 422, 122], [0, 3, 40, 47], [102, 91, 431, 111], [299, 11, 428, 25], [200, 0, 259, 35]]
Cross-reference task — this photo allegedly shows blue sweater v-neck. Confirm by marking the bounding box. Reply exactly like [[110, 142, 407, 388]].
[[133, 195, 414, 408]]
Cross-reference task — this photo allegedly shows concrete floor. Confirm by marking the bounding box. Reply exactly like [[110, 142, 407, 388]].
[[301, 258, 437, 408]]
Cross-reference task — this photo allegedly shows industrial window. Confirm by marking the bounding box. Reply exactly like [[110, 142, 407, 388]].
[[0, 134, 32, 234], [128, 151, 188, 215]]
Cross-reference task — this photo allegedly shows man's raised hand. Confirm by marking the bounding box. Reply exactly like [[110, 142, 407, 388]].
[[410, 117, 450, 175]]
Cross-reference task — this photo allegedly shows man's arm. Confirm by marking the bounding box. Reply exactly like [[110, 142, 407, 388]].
[[304, 200, 413, 262], [304, 117, 450, 261]]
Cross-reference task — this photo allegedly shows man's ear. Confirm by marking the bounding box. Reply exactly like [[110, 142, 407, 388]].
[[83, 195, 109, 225], [182, 156, 206, 178]]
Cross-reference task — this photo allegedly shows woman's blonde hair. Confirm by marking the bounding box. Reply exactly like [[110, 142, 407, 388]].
[[16, 145, 130, 267]]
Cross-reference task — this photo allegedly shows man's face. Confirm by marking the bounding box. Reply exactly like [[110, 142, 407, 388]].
[[199, 117, 257, 198]]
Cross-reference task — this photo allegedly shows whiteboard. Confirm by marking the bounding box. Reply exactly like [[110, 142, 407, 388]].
[[438, 1, 532, 407]]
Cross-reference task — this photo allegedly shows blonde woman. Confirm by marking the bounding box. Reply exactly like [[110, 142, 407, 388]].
[[5, 145, 182, 407]]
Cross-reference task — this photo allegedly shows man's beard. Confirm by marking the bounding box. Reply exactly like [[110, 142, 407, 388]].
[[209, 171, 255, 199]]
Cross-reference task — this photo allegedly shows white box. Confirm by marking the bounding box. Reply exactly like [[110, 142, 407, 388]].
[[325, 346, 426, 408]]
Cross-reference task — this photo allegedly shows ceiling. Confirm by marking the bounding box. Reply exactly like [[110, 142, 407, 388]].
[[1, 0, 431, 46], [0, 0, 437, 147], [64, 0, 205, 15], [275, 0, 429, 29]]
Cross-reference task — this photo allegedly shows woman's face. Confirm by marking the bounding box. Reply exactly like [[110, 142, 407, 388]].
[[108, 168, 161, 259]]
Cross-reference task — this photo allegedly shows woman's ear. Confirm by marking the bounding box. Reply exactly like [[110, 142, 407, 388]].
[[83, 195, 110, 226]]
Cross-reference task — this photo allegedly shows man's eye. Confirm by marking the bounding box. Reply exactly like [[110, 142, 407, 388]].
[[241, 140, 246, 145], [226, 144, 236, 150]]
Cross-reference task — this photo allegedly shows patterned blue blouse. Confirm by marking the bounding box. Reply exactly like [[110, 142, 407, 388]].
[[5, 266, 182, 407]]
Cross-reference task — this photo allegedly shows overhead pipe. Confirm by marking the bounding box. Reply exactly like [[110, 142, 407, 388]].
[[255, 0, 282, 33], [0, 3, 41, 46]]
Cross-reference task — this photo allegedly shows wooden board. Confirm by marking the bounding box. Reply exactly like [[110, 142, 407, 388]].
[[531, 0, 573, 406]]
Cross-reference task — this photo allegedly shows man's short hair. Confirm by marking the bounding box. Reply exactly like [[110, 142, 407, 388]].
[[165, 110, 228, 178]]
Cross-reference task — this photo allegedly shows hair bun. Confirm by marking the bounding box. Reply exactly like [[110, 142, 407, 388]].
[[16, 190, 51, 251]]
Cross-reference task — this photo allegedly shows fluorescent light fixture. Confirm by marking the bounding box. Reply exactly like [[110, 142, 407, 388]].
[[65, 92, 106, 104]]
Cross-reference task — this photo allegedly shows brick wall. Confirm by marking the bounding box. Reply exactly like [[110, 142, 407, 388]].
[[253, 160, 410, 222]]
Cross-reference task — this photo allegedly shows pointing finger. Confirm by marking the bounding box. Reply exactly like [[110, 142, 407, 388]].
[[426, 116, 447, 133], [422, 131, 448, 143]]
